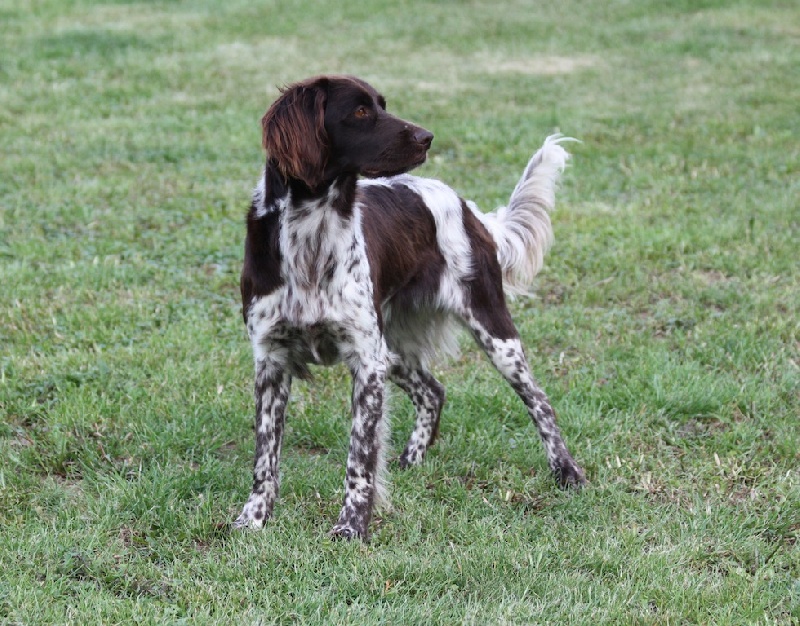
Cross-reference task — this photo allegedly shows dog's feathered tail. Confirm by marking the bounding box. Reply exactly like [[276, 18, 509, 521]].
[[479, 134, 573, 296]]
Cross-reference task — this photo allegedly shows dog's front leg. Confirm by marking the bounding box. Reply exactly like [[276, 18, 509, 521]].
[[233, 358, 292, 530], [330, 356, 388, 541]]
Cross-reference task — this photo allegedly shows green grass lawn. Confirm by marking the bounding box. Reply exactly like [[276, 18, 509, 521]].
[[1, 0, 798, 623]]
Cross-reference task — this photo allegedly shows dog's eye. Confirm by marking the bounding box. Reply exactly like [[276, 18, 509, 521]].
[[354, 106, 371, 119]]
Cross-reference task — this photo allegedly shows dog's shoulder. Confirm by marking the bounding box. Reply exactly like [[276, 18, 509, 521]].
[[241, 192, 284, 321]]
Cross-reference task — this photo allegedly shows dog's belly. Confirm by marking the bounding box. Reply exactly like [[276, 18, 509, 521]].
[[287, 323, 343, 367]]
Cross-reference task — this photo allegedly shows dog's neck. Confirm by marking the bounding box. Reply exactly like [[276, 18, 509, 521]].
[[262, 160, 358, 218], [257, 161, 368, 294]]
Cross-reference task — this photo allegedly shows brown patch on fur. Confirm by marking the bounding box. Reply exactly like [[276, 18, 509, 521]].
[[359, 183, 446, 316], [240, 169, 285, 321], [462, 203, 518, 339]]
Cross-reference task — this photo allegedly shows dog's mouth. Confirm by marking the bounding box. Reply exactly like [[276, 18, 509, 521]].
[[361, 151, 428, 178]]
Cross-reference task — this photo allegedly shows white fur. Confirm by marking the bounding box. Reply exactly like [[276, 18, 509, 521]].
[[253, 173, 269, 217], [479, 134, 574, 295]]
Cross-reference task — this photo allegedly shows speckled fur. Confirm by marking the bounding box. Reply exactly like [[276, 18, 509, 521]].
[[234, 76, 585, 541]]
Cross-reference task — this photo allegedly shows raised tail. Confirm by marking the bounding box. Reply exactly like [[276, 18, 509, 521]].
[[479, 134, 574, 295]]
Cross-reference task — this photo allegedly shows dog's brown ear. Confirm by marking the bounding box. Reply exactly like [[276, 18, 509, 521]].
[[262, 78, 329, 190]]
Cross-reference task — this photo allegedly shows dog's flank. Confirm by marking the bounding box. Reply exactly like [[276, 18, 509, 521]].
[[235, 75, 585, 541]]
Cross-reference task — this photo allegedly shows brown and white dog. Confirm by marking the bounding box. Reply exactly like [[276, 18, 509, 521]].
[[235, 75, 586, 540]]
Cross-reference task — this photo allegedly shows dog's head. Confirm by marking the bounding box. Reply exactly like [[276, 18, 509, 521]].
[[261, 76, 433, 190]]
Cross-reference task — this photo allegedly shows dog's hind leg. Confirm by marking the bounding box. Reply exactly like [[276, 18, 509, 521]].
[[467, 313, 586, 487], [457, 260, 586, 487], [389, 361, 446, 468]]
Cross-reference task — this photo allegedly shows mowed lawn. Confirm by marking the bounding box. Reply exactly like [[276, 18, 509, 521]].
[[1, 0, 798, 623]]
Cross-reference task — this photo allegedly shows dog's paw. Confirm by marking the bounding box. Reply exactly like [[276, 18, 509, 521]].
[[232, 494, 272, 530], [231, 514, 265, 531], [330, 507, 370, 541], [553, 459, 588, 490], [398, 444, 426, 469], [329, 522, 367, 542]]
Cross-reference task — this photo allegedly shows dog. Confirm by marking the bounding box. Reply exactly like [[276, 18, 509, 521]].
[[234, 75, 586, 540]]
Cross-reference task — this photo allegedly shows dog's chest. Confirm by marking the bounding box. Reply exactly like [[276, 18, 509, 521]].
[[247, 203, 377, 368], [280, 205, 372, 324]]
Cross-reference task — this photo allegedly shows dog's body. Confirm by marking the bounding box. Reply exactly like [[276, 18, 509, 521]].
[[235, 76, 585, 539]]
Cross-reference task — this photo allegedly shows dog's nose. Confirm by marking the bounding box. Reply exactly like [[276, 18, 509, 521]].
[[414, 128, 434, 149]]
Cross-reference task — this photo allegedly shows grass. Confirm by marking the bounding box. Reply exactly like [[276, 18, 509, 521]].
[[1, 0, 798, 623]]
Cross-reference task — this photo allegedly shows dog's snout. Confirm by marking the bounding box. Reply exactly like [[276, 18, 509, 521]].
[[414, 128, 434, 149]]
